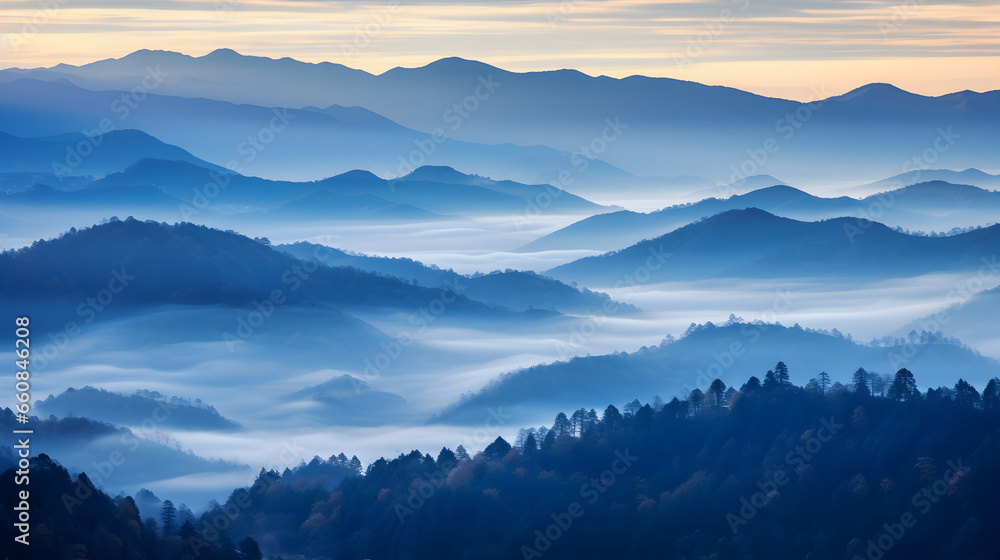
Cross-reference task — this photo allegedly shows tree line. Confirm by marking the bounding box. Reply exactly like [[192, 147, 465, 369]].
[[3, 363, 999, 559]]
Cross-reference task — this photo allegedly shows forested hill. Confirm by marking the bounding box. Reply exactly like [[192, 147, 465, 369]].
[[3, 371, 999, 560]]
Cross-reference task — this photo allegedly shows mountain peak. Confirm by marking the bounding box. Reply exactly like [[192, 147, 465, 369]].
[[706, 207, 782, 222], [383, 57, 504, 78], [425, 56, 495, 70], [327, 169, 384, 182], [119, 48, 187, 60], [837, 82, 916, 102], [402, 165, 470, 183], [204, 47, 243, 58], [736, 184, 810, 200]]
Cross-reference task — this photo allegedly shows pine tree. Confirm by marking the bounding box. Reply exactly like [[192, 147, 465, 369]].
[[570, 408, 587, 436], [689, 388, 705, 414], [160, 499, 177, 536], [177, 503, 194, 526], [954, 378, 982, 409], [852, 367, 871, 397], [818, 371, 831, 394], [775, 361, 790, 386], [708, 379, 728, 409], [888, 368, 919, 401], [602, 404, 623, 431], [455, 445, 470, 461], [553, 412, 572, 437], [762, 370, 779, 390], [983, 377, 1000, 410], [523, 433, 538, 455], [585, 409, 599, 435], [740, 376, 762, 392], [634, 404, 655, 428], [437, 447, 458, 469], [484, 436, 512, 460]]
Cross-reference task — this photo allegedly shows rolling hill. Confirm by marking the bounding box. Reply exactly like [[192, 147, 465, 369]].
[[278, 241, 635, 314], [35, 386, 241, 431], [286, 374, 413, 426], [437, 321, 1000, 424], [0, 128, 227, 182], [0, 217, 502, 314], [546, 208, 1000, 286], [519, 181, 998, 253], [83, 160, 604, 217], [855, 168, 1000, 194]]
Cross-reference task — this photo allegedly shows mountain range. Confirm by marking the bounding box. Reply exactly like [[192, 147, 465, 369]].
[[852, 168, 1000, 194], [278, 240, 634, 314], [0, 129, 225, 190], [547, 208, 1000, 286], [438, 321, 1000, 424], [5, 49, 997, 184], [520, 181, 1000, 252], [0, 218, 630, 317], [0, 76, 633, 186], [1, 155, 605, 219]]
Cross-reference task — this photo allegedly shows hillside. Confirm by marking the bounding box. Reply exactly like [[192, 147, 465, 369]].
[[438, 321, 1000, 424], [35, 387, 241, 431], [547, 209, 1000, 286], [278, 241, 635, 314], [0, 218, 497, 313], [8, 380, 998, 559]]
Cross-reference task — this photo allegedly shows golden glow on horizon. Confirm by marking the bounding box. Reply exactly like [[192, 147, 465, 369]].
[[0, 0, 997, 101]]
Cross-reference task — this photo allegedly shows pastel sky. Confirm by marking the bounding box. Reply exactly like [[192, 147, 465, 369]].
[[1, 0, 998, 100]]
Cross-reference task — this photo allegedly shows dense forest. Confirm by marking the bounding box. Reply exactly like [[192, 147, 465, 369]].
[[3, 365, 1000, 560]]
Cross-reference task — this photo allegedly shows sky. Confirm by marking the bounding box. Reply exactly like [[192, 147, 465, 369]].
[[0, 0, 998, 100]]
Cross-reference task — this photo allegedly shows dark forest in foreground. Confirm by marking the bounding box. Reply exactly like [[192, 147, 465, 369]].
[[3, 367, 1000, 560]]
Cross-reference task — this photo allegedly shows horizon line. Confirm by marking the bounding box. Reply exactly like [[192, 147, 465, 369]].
[[5, 47, 996, 103]]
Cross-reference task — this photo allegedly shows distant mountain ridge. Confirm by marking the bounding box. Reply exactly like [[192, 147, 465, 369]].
[[35, 386, 241, 431], [5, 49, 996, 183], [856, 169, 1000, 194], [278, 240, 636, 314], [0, 156, 605, 220], [0, 128, 226, 185], [547, 208, 1000, 286], [520, 181, 1000, 252], [438, 321, 1000, 423], [85, 159, 605, 217], [0, 77, 634, 186]]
